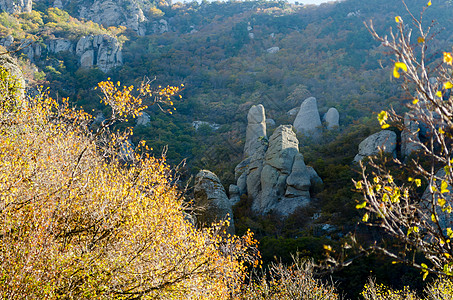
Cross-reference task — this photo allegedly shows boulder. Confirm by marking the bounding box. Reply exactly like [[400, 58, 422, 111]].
[[194, 170, 235, 234], [266, 47, 280, 54], [324, 107, 339, 130], [254, 126, 300, 214], [266, 118, 276, 127], [152, 19, 169, 34], [136, 112, 150, 127], [401, 113, 423, 157], [244, 104, 267, 157], [287, 107, 300, 117], [246, 143, 267, 202], [422, 169, 453, 233], [293, 97, 322, 138], [235, 157, 251, 180], [307, 166, 324, 194], [229, 184, 241, 206], [354, 130, 397, 162], [264, 125, 299, 172], [285, 153, 311, 198]]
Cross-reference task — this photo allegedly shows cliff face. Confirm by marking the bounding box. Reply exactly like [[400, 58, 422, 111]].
[[2, 34, 122, 73]]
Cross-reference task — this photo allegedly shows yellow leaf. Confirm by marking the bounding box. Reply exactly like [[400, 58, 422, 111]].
[[323, 245, 332, 251], [437, 91, 443, 98], [362, 213, 369, 222], [418, 37, 425, 43], [356, 201, 367, 209], [381, 124, 390, 129], [444, 52, 453, 65], [395, 16, 402, 23], [377, 110, 388, 125], [393, 62, 407, 78], [444, 82, 453, 89], [412, 98, 419, 104], [427, 0, 432, 6], [415, 179, 422, 187]]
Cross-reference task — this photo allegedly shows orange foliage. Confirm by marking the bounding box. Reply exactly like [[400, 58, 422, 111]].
[[0, 69, 259, 299]]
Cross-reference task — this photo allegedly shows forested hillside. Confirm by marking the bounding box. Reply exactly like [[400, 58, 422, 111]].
[[3, 0, 453, 298]]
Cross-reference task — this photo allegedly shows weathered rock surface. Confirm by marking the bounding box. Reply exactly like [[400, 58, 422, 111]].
[[0, 35, 14, 48], [354, 130, 397, 162], [266, 47, 279, 54], [422, 169, 453, 233], [48, 38, 73, 53], [287, 107, 300, 117], [0, 54, 25, 99], [401, 113, 423, 157], [293, 97, 322, 138], [136, 112, 150, 127], [194, 170, 235, 234], [244, 104, 267, 158], [75, 0, 148, 35], [232, 121, 319, 216], [75, 34, 122, 72], [324, 107, 339, 130], [0, 0, 32, 13]]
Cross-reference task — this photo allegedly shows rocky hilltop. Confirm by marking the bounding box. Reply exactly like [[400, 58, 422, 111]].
[[0, 0, 169, 35]]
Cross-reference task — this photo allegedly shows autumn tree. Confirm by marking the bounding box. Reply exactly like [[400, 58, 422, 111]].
[[356, 0, 453, 279], [0, 56, 259, 299]]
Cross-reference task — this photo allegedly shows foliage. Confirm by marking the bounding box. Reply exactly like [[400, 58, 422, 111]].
[[356, 0, 453, 278], [242, 256, 339, 300], [361, 278, 419, 300], [0, 67, 259, 299], [361, 276, 453, 300]]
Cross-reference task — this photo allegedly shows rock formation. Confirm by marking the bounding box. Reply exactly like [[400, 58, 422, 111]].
[[324, 107, 339, 130], [354, 130, 397, 162], [401, 113, 423, 157], [244, 104, 267, 158], [194, 170, 235, 234], [0, 54, 26, 99], [45, 0, 149, 35], [230, 105, 322, 216], [0, 0, 32, 13], [75, 34, 122, 72], [293, 97, 322, 138], [136, 112, 150, 127], [48, 38, 73, 53]]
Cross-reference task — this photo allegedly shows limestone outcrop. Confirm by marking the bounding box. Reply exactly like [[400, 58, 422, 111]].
[[293, 97, 322, 138], [324, 107, 339, 130], [230, 105, 322, 216], [354, 130, 397, 162], [194, 170, 235, 234], [244, 104, 267, 158], [0, 0, 32, 13]]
